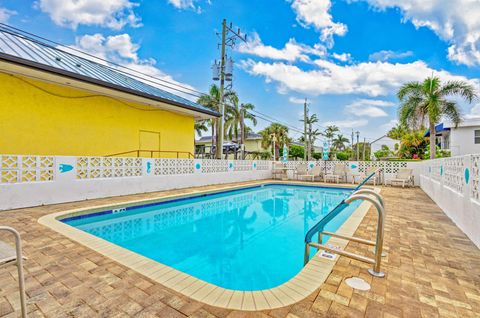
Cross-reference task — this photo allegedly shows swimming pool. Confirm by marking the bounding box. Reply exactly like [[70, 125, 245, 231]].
[[61, 184, 361, 291]]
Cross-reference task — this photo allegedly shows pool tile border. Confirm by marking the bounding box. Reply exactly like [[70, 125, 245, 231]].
[[38, 180, 379, 311]]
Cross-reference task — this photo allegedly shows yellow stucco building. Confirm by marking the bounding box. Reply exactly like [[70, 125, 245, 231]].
[[0, 30, 218, 158]]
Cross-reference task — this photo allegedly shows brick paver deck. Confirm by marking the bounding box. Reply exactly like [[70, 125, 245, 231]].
[[1, 183, 479, 317]]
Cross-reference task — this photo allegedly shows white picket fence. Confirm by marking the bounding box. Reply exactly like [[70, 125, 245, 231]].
[[419, 154, 480, 247]]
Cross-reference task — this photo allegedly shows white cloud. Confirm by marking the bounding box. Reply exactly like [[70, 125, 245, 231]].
[[369, 50, 413, 62], [466, 103, 480, 119], [66, 33, 196, 99], [332, 52, 351, 62], [358, 0, 480, 66], [345, 99, 394, 117], [167, 0, 205, 13], [70, 33, 140, 63], [168, 0, 195, 9], [241, 58, 479, 97], [290, 0, 347, 47], [322, 118, 369, 128], [349, 98, 395, 107], [36, 0, 141, 30], [0, 7, 16, 23], [289, 96, 307, 104], [238, 32, 325, 62], [380, 119, 399, 130]]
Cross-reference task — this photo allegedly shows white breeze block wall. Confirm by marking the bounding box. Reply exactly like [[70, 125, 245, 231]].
[[419, 155, 480, 248], [0, 156, 272, 210], [0, 154, 423, 211]]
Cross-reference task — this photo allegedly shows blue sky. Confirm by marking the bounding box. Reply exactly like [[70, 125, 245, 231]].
[[1, 0, 480, 143]]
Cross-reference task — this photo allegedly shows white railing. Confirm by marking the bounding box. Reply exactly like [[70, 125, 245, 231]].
[[419, 154, 480, 247]]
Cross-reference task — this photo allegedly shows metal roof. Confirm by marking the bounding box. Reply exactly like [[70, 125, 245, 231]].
[[424, 123, 450, 137], [0, 27, 219, 117]]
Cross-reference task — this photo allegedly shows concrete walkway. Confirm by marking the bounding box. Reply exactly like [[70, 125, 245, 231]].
[[0, 183, 479, 317]]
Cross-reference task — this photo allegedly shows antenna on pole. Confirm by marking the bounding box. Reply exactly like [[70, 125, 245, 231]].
[[213, 19, 248, 159]]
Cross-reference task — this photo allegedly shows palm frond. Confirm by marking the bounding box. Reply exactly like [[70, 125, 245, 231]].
[[442, 101, 462, 127], [397, 81, 422, 101], [439, 80, 477, 103]]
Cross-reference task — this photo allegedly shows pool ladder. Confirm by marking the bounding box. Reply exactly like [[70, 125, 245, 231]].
[[304, 188, 386, 278]]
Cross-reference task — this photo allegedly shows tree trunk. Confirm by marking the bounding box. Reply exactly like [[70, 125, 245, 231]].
[[240, 111, 245, 160], [430, 121, 436, 159], [211, 121, 215, 157]]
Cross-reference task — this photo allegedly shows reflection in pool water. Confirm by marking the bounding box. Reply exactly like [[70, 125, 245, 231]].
[[65, 184, 359, 290]]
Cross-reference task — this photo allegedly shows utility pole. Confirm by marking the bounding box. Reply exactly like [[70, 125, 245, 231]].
[[213, 19, 247, 159], [363, 137, 366, 161], [271, 133, 277, 161], [303, 98, 308, 161], [215, 19, 227, 159], [356, 131, 360, 161], [308, 122, 314, 161], [351, 130, 354, 160], [240, 103, 245, 159]]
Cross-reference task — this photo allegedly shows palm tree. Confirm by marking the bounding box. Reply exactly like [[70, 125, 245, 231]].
[[225, 103, 257, 143], [387, 124, 408, 140], [194, 120, 209, 136], [259, 123, 291, 160], [324, 125, 339, 140], [301, 114, 320, 160], [197, 85, 238, 155], [197, 85, 221, 149], [332, 134, 349, 151], [397, 76, 477, 159]]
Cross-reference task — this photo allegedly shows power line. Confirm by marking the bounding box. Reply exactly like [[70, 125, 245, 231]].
[[0, 24, 381, 142], [0, 23, 209, 99]]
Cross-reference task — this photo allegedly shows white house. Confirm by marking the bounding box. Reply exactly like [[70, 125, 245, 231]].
[[370, 136, 400, 160], [425, 118, 480, 156]]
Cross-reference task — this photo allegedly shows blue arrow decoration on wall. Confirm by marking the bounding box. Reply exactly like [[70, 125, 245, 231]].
[[59, 164, 73, 173]]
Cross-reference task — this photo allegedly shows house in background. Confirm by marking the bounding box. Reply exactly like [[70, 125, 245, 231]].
[[370, 136, 400, 160], [425, 119, 480, 156], [195, 133, 268, 159], [0, 29, 218, 158]]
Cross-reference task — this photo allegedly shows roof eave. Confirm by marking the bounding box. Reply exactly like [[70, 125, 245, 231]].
[[0, 53, 221, 118]]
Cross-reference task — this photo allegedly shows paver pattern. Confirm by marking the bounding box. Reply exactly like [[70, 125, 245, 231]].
[[1, 182, 479, 317]]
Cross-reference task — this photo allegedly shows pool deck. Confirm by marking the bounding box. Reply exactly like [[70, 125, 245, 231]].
[[1, 181, 480, 317]]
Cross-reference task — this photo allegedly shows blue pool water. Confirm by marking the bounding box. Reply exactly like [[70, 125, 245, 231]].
[[64, 184, 360, 291]]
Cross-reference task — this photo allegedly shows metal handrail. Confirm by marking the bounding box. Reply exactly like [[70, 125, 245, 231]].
[[0, 226, 27, 318], [352, 189, 384, 208], [106, 150, 194, 159], [304, 169, 380, 245], [303, 168, 386, 277], [345, 194, 385, 277], [303, 193, 386, 277]]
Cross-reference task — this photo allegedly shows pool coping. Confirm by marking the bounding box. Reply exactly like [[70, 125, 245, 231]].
[[38, 180, 380, 311]]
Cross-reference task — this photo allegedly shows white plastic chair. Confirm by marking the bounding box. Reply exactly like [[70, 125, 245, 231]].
[[387, 168, 414, 188]]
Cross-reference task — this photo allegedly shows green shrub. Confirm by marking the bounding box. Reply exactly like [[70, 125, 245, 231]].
[[336, 152, 349, 161]]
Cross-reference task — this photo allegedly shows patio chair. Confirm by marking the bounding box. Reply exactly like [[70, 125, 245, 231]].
[[0, 226, 27, 318], [297, 165, 323, 182], [294, 163, 308, 180], [386, 168, 414, 188], [353, 167, 380, 185], [272, 162, 287, 180], [324, 164, 347, 184]]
